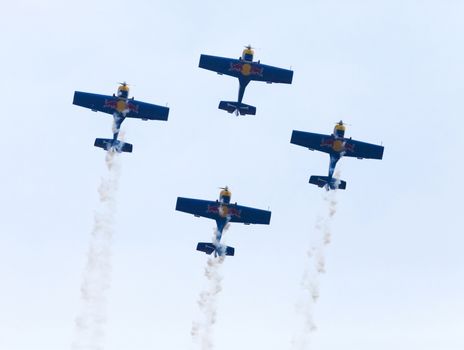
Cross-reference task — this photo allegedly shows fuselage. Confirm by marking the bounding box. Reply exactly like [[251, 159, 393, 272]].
[[236, 47, 256, 104], [213, 188, 233, 255], [111, 84, 132, 141], [326, 122, 349, 186]]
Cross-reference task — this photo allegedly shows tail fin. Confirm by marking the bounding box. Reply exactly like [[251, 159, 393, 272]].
[[196, 242, 235, 256], [218, 101, 256, 116], [94, 138, 133, 153], [309, 175, 347, 190]]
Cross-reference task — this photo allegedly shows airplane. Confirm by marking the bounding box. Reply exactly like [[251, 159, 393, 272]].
[[199, 45, 293, 116], [290, 121, 384, 190], [73, 83, 169, 153], [175, 187, 271, 257]]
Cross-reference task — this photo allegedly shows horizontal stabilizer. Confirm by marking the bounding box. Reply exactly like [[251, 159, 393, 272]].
[[223, 246, 235, 256], [309, 175, 347, 190], [218, 101, 256, 116], [196, 242, 216, 255], [94, 138, 133, 153], [196, 242, 235, 256]]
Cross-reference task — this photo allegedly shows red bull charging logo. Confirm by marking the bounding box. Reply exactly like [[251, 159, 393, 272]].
[[320, 138, 355, 153], [229, 62, 263, 77], [104, 99, 118, 109], [207, 205, 241, 218], [104, 99, 139, 114], [321, 138, 334, 147], [344, 142, 355, 152]]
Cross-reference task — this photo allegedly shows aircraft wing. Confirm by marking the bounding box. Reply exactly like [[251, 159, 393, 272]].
[[176, 197, 271, 225], [290, 130, 333, 154], [199, 55, 293, 84], [248, 62, 293, 84], [227, 203, 271, 225], [73, 92, 118, 115], [73, 91, 169, 121], [176, 198, 221, 221], [342, 139, 384, 159], [124, 99, 169, 121], [291, 130, 384, 159]]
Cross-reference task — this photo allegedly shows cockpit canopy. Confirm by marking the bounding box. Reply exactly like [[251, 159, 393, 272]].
[[334, 121, 346, 138], [241, 47, 254, 62], [117, 84, 129, 99]]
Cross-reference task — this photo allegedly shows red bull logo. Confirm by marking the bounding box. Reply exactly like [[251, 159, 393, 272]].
[[207, 205, 220, 214], [206, 205, 241, 218], [320, 138, 355, 153], [126, 101, 139, 113], [103, 99, 139, 114], [229, 62, 263, 77], [104, 99, 118, 109], [227, 207, 241, 218], [249, 65, 263, 76], [344, 142, 355, 152], [230, 62, 243, 72], [321, 138, 334, 147]]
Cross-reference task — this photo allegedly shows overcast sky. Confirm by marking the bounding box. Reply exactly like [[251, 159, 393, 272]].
[[1, 1, 463, 350]]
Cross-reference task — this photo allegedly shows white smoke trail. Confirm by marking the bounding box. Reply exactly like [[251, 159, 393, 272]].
[[72, 151, 121, 350], [191, 240, 226, 350], [291, 172, 340, 350]]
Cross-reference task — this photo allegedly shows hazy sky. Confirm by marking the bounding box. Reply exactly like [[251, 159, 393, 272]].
[[1, 1, 463, 350]]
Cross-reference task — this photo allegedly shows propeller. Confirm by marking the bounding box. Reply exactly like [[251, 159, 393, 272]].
[[244, 44, 263, 51], [335, 120, 352, 126], [219, 186, 229, 192], [117, 81, 132, 88]]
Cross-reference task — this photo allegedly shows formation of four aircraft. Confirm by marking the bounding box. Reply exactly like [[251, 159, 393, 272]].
[[73, 46, 384, 257]]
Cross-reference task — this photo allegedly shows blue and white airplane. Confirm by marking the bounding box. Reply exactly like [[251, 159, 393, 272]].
[[199, 46, 293, 116], [291, 121, 384, 190], [176, 187, 271, 257], [73, 83, 169, 153]]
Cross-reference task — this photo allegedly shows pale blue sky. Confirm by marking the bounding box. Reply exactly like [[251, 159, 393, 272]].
[[0, 1, 463, 349]]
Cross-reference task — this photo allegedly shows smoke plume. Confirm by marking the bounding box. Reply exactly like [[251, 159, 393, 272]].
[[191, 242, 226, 350], [292, 174, 340, 349], [71, 151, 121, 350]]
